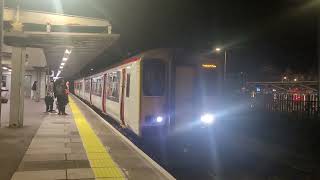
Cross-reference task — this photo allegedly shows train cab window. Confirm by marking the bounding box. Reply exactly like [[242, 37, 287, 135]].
[[143, 60, 166, 96], [126, 73, 130, 97], [199, 68, 219, 96]]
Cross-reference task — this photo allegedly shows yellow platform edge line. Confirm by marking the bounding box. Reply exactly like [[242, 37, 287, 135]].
[[68, 97, 125, 179]]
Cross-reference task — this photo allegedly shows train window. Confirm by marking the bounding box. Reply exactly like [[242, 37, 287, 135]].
[[92, 79, 97, 95], [85, 79, 91, 93], [91, 77, 102, 97], [96, 78, 102, 96], [143, 60, 165, 96], [106, 71, 120, 102], [126, 73, 130, 97]]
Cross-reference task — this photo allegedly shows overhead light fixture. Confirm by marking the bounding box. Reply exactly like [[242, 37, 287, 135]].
[[60, 66, 63, 69], [8, 69, 12, 72], [2, 67, 8, 70], [65, 49, 72, 54], [56, 70, 61, 77], [62, 57, 68, 61], [61, 62, 65, 66]]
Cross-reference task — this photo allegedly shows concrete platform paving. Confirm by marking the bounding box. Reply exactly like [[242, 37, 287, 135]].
[[9, 95, 175, 180], [0, 99, 47, 180]]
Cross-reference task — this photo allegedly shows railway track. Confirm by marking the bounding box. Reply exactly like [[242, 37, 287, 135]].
[[75, 95, 318, 180]]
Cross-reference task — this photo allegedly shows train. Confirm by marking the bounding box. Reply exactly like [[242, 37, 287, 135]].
[[74, 49, 224, 138]]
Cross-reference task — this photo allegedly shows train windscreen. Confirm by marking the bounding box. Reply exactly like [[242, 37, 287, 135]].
[[199, 67, 219, 96], [143, 60, 166, 96]]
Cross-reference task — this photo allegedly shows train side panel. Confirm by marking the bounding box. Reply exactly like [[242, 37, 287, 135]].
[[74, 81, 79, 96], [104, 67, 122, 122], [79, 79, 85, 98], [91, 75, 103, 110], [123, 61, 141, 135], [83, 78, 91, 103]]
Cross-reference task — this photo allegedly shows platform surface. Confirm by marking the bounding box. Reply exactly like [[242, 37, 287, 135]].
[[8, 95, 174, 180], [0, 99, 47, 180]]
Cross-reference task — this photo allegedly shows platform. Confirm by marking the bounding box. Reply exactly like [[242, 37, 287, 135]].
[[6, 95, 174, 180], [0, 99, 47, 180]]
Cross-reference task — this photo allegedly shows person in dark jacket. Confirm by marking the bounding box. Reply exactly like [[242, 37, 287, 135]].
[[45, 92, 54, 112], [31, 81, 37, 100], [54, 78, 68, 115]]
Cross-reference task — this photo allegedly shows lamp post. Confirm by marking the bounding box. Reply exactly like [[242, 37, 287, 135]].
[[215, 48, 227, 81]]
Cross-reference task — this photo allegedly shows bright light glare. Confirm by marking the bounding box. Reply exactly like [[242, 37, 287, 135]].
[[202, 64, 217, 68], [63, 57, 68, 61], [61, 62, 65, 66], [8, 69, 12, 72], [215, 48, 221, 52], [2, 67, 8, 70], [200, 113, 215, 124], [65, 49, 72, 54], [156, 116, 163, 123], [60, 66, 63, 69], [56, 70, 61, 78]]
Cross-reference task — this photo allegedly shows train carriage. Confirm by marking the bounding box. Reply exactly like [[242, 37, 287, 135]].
[[74, 49, 223, 137]]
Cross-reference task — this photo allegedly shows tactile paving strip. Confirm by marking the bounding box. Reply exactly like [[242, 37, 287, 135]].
[[69, 97, 125, 179]]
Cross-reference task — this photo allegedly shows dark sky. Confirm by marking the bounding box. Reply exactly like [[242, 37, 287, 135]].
[[5, 0, 319, 78]]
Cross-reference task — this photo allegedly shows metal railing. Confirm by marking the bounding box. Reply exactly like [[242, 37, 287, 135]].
[[251, 93, 319, 117]]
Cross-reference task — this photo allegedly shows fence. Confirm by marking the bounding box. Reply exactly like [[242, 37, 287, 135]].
[[251, 93, 319, 118]]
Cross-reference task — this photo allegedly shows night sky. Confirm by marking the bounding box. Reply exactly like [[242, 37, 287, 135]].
[[5, 0, 319, 80]]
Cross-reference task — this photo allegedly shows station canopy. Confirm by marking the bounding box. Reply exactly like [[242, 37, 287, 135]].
[[3, 8, 119, 78]]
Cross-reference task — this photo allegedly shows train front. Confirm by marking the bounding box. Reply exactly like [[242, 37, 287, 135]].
[[139, 50, 225, 167]]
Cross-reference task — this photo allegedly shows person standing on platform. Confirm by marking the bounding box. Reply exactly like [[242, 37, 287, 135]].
[[54, 78, 69, 115], [45, 80, 55, 112], [31, 81, 37, 100]]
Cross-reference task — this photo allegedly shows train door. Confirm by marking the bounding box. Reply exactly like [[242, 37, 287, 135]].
[[174, 66, 196, 130], [90, 78, 92, 104], [102, 74, 107, 113], [120, 69, 126, 126]]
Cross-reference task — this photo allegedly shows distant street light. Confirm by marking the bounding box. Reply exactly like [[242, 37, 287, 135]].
[[215, 47, 227, 81], [294, 78, 298, 82], [283, 76, 287, 80]]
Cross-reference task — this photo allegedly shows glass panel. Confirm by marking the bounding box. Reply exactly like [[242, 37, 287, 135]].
[[85, 79, 91, 93], [106, 71, 120, 102], [143, 60, 166, 96], [126, 74, 130, 97], [199, 68, 219, 96]]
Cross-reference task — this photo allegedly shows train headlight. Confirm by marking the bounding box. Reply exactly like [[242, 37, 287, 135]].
[[156, 116, 164, 123], [200, 113, 215, 125]]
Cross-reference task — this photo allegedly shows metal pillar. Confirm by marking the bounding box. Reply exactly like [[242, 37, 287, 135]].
[[0, 0, 4, 127], [9, 47, 26, 128], [318, 17, 320, 113]]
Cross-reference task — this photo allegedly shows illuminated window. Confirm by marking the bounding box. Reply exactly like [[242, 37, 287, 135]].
[[106, 71, 120, 102], [202, 64, 217, 69], [85, 79, 91, 93]]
